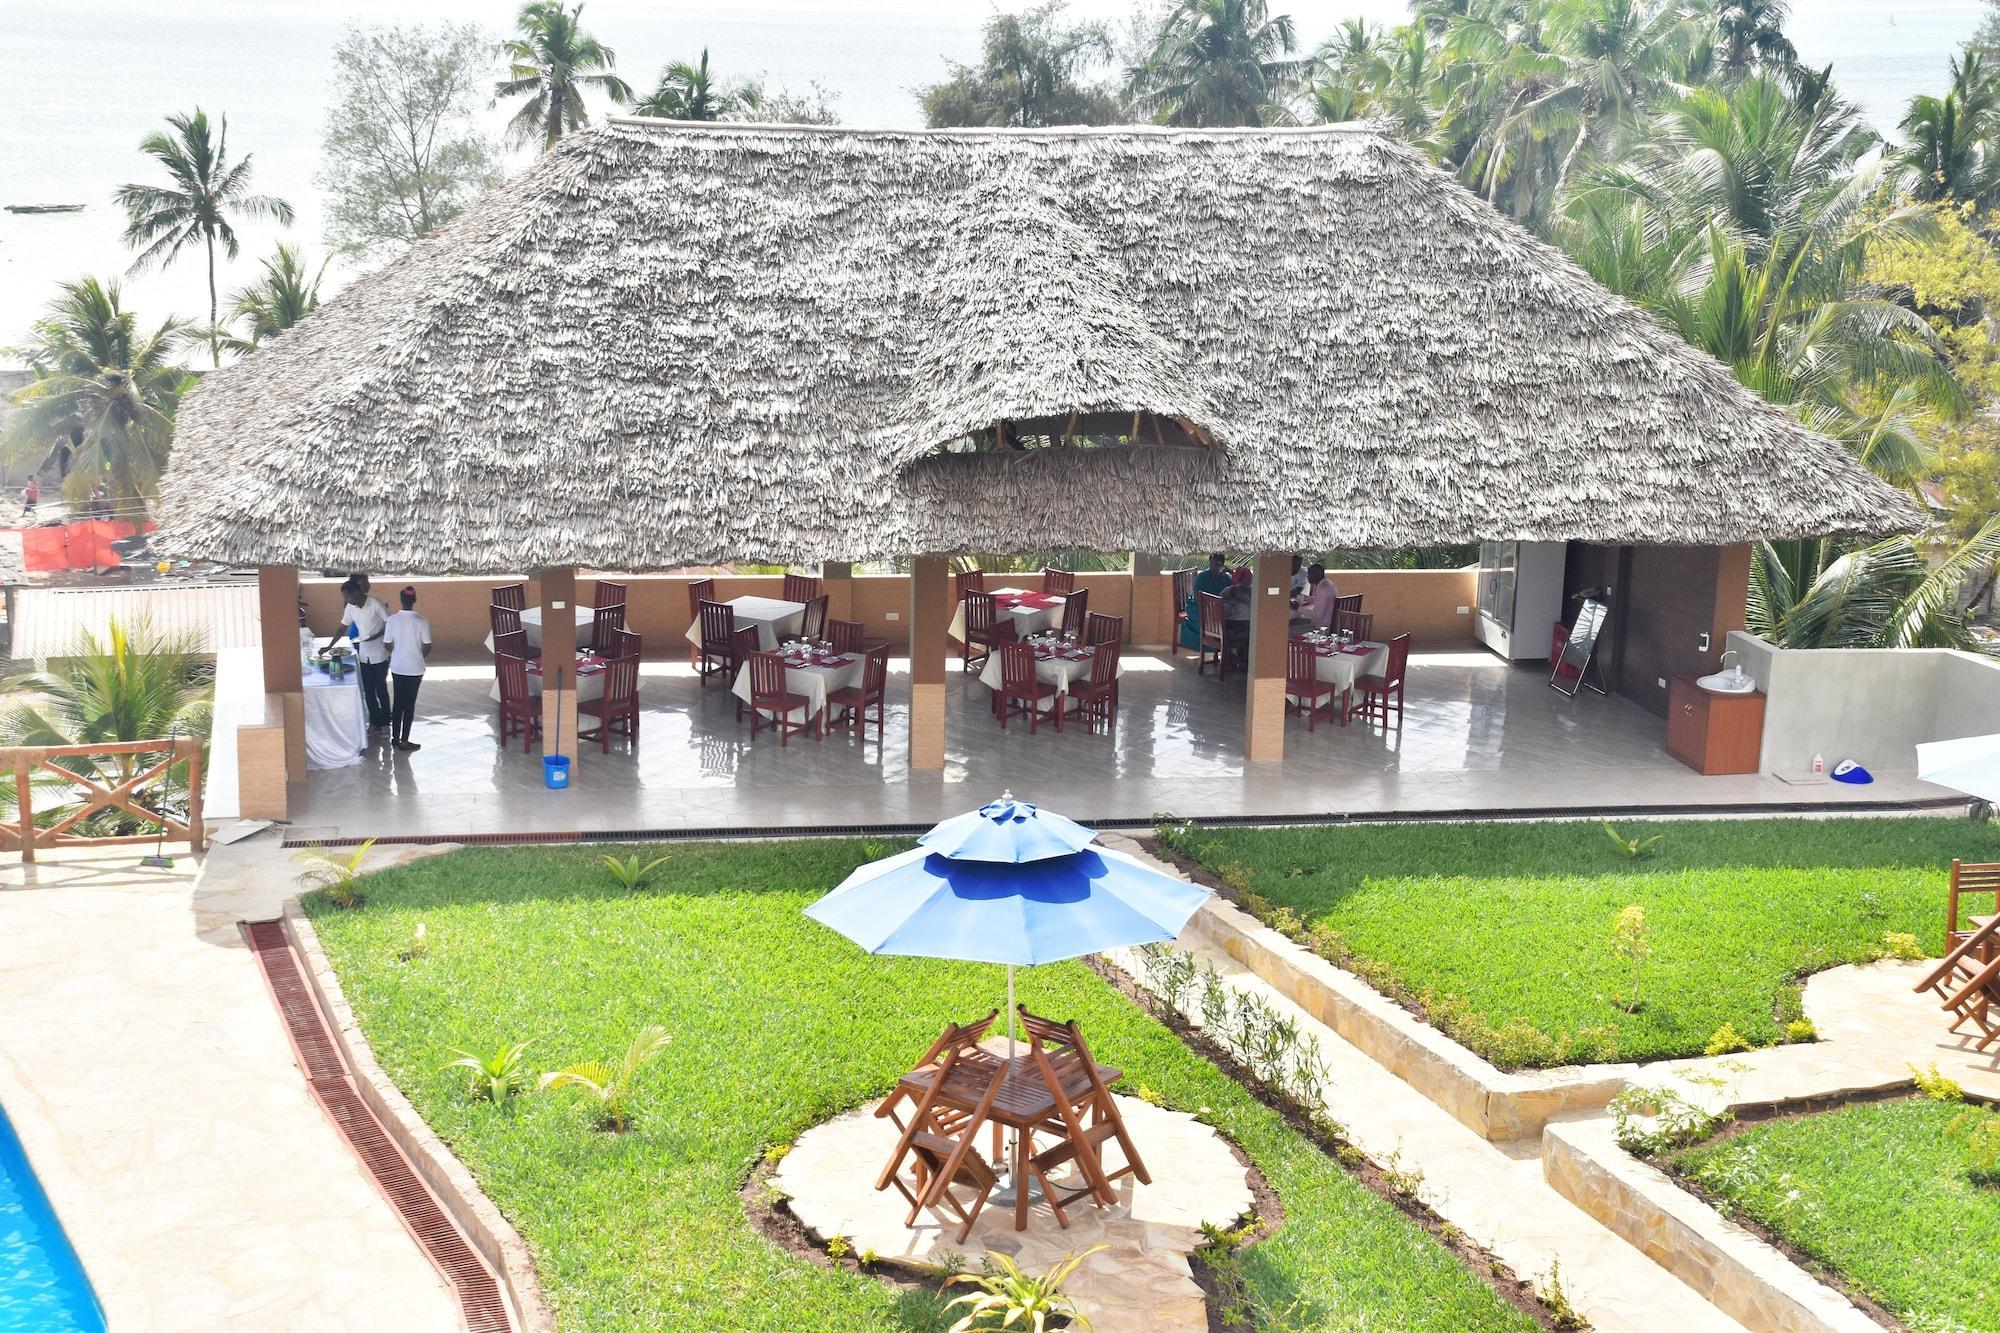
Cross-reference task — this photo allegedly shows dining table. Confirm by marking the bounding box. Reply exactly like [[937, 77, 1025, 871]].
[[485, 653, 609, 703], [301, 665, 367, 770], [682, 595, 807, 653], [946, 587, 1067, 645], [730, 647, 864, 727], [883, 1038, 1125, 1231], [1285, 637, 1388, 716], [975, 639, 1122, 700]]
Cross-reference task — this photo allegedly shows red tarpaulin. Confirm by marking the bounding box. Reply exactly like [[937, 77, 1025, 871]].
[[10, 521, 154, 572]]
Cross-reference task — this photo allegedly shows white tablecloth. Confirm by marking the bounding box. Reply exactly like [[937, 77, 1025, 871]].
[[684, 596, 806, 652], [946, 587, 1067, 644], [731, 654, 864, 724], [1286, 640, 1387, 706], [976, 645, 1122, 698], [485, 659, 608, 704], [302, 670, 366, 770], [481, 605, 591, 654]]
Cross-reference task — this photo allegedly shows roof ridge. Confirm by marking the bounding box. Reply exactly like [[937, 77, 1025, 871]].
[[601, 116, 1387, 141]]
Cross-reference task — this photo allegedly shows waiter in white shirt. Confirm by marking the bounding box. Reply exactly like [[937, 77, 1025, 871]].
[[382, 586, 433, 752], [340, 574, 393, 732]]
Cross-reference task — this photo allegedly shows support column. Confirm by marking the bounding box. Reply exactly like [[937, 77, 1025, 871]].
[[1710, 544, 1751, 669], [256, 566, 306, 781], [1129, 552, 1167, 647], [823, 560, 855, 624], [908, 556, 948, 770], [538, 567, 579, 761], [1244, 551, 1290, 764]]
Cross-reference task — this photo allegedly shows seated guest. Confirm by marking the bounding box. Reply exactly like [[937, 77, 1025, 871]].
[[1221, 565, 1253, 624], [1295, 563, 1340, 631], [1289, 554, 1309, 602], [1180, 552, 1235, 651]]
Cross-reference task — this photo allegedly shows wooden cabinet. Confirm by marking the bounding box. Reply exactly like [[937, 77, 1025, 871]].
[[1666, 676, 1765, 776]]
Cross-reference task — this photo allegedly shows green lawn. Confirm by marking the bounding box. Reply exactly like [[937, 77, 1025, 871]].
[[305, 840, 1534, 1332], [1162, 816, 1997, 1068], [1671, 1099, 2000, 1330]]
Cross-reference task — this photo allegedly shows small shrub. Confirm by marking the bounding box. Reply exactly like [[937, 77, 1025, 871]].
[[944, 1246, 1102, 1332], [1602, 820, 1663, 860], [1133, 1082, 1167, 1107], [1379, 1148, 1425, 1199], [858, 1247, 880, 1269], [395, 921, 430, 963], [1610, 1085, 1729, 1155], [1703, 1022, 1752, 1056], [1881, 931, 1926, 962], [1945, 1105, 2000, 1182], [1912, 1062, 1966, 1102], [763, 1140, 793, 1163], [1540, 1258, 1587, 1331], [539, 1025, 672, 1131], [1783, 1018, 1817, 1043], [600, 851, 671, 891], [297, 837, 378, 909], [444, 1040, 534, 1105], [1610, 905, 1652, 1013], [824, 1233, 850, 1261]]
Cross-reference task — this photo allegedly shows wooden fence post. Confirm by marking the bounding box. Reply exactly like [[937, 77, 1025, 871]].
[[16, 751, 34, 863], [183, 739, 204, 853]]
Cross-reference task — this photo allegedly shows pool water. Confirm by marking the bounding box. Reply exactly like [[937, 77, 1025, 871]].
[[0, 1102, 104, 1333]]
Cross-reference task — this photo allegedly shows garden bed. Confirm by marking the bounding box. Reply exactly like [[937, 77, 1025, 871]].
[[1156, 816, 1992, 1069], [303, 839, 1540, 1331]]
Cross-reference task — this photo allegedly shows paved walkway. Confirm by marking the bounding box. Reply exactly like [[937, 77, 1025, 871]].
[[0, 839, 458, 1331]]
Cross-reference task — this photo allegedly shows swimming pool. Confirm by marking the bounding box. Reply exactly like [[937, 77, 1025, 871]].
[[0, 1101, 104, 1333]]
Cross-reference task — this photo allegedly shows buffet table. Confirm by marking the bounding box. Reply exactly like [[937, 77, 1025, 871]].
[[302, 667, 367, 769]]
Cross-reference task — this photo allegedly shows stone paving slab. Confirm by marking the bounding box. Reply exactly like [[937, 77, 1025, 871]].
[[774, 1096, 1251, 1333], [0, 840, 460, 1331]]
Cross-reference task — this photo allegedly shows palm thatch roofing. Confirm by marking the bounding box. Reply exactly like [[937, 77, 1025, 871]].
[[159, 118, 1923, 573]]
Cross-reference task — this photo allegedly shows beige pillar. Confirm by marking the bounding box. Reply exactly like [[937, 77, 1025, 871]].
[[1710, 544, 1751, 669], [1244, 551, 1290, 763], [1129, 553, 1171, 648], [823, 561, 855, 623], [538, 566, 579, 761], [256, 566, 306, 781], [908, 556, 948, 770]]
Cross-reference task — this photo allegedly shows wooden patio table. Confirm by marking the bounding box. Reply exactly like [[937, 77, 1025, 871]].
[[888, 1037, 1125, 1230]]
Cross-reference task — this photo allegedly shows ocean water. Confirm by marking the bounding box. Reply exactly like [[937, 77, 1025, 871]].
[[0, 0, 1982, 348]]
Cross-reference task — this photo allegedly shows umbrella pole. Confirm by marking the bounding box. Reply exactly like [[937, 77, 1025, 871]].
[[1006, 964, 1016, 1063]]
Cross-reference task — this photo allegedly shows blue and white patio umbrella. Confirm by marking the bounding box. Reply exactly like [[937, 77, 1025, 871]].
[[1917, 733, 2000, 806], [805, 793, 1209, 1051]]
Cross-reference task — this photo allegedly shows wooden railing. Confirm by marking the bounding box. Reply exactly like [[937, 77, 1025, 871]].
[[3, 738, 204, 863]]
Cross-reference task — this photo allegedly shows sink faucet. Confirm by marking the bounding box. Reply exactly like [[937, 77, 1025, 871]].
[[1720, 650, 1739, 670]]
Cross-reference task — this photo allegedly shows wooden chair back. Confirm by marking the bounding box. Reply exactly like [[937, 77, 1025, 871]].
[[698, 600, 735, 650], [590, 603, 625, 655], [749, 651, 789, 703], [1017, 1005, 1150, 1202], [954, 567, 986, 607], [861, 644, 889, 697], [491, 583, 527, 612], [686, 577, 715, 622], [1335, 609, 1374, 642], [599, 655, 639, 708], [999, 641, 1039, 694], [1287, 638, 1318, 691], [1171, 567, 1196, 615], [1059, 587, 1090, 638], [593, 579, 627, 610], [494, 654, 533, 704], [494, 629, 528, 660], [964, 590, 999, 638], [827, 618, 864, 654], [1384, 632, 1411, 684], [1198, 591, 1224, 642], [800, 594, 829, 642], [1041, 567, 1075, 596], [782, 573, 820, 604], [1949, 860, 2000, 949], [1088, 639, 1121, 691], [1084, 612, 1123, 647], [609, 627, 642, 660], [489, 603, 522, 637], [729, 624, 760, 668], [1334, 593, 1363, 622]]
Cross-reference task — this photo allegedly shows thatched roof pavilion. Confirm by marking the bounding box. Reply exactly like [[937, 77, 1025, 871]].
[[159, 119, 1919, 574]]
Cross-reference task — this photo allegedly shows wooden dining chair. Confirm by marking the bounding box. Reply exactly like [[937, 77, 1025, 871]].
[[729, 626, 761, 721], [489, 603, 522, 638], [685, 577, 715, 665], [1083, 612, 1123, 647], [799, 594, 829, 643], [1041, 567, 1075, 597], [826, 618, 864, 655], [827, 646, 889, 740], [697, 600, 737, 684], [1286, 638, 1338, 731], [962, 591, 1016, 673], [1170, 567, 1196, 656], [1017, 1006, 1150, 1210], [1334, 593, 1364, 623], [1066, 641, 1120, 731], [593, 579, 627, 610], [578, 656, 640, 751], [1058, 587, 1090, 639], [589, 603, 626, 657], [874, 1009, 999, 1134], [953, 566, 986, 608], [493, 628, 529, 662], [1334, 609, 1374, 643], [1355, 633, 1411, 727], [782, 573, 820, 604], [1914, 861, 2000, 1028], [875, 1039, 1007, 1243], [494, 654, 542, 752], [491, 583, 527, 612], [1197, 592, 1228, 679], [607, 627, 642, 661], [997, 642, 1062, 732], [748, 652, 813, 746]]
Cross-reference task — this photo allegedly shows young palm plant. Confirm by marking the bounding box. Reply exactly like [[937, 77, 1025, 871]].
[[3, 279, 191, 515], [445, 1040, 536, 1105], [497, 1, 634, 151], [296, 837, 379, 910], [115, 109, 294, 367], [600, 851, 671, 891], [539, 1025, 672, 1130], [225, 244, 328, 353], [945, 1246, 1104, 1332], [633, 49, 748, 122]]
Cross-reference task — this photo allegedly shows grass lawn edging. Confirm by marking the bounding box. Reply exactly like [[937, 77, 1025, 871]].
[[1541, 1116, 1878, 1333], [1180, 890, 1636, 1141], [284, 899, 554, 1333]]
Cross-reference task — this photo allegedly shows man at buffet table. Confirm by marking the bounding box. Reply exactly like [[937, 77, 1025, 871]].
[[338, 575, 393, 733]]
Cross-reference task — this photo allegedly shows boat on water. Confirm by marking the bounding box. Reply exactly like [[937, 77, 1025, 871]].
[[4, 203, 85, 214]]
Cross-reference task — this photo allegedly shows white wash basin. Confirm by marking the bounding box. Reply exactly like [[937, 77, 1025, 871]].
[[1695, 669, 1755, 694]]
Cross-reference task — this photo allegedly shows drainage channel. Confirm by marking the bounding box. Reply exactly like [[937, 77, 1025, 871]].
[[241, 919, 513, 1333], [278, 794, 1965, 849]]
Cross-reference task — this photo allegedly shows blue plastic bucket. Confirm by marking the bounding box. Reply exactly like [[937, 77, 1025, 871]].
[[543, 755, 571, 790]]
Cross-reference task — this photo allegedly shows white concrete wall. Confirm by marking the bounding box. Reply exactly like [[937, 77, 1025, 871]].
[[1728, 630, 2000, 775]]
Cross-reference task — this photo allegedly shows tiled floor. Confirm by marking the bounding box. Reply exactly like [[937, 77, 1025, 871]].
[[288, 649, 1947, 838]]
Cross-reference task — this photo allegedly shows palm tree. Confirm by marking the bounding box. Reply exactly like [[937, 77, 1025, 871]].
[[632, 50, 744, 122], [3, 279, 190, 515], [1750, 516, 2000, 651], [114, 109, 294, 368], [1899, 52, 2000, 207], [497, 2, 633, 151], [1132, 0, 1308, 128], [1697, 0, 1797, 77], [226, 244, 328, 352]]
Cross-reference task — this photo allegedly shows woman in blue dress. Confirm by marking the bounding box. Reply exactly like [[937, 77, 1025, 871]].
[[1179, 552, 1235, 651]]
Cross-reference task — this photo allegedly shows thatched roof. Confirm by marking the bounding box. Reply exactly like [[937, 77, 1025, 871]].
[[159, 119, 1922, 573]]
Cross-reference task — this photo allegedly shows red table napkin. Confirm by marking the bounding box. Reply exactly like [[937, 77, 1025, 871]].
[[1016, 592, 1060, 610], [1339, 643, 1376, 655]]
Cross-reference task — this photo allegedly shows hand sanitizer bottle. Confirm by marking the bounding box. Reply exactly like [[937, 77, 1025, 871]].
[[1812, 753, 1825, 777]]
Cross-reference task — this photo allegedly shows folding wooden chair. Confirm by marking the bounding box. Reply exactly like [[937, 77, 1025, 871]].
[[1017, 1006, 1149, 1215], [875, 1010, 998, 1132], [1940, 955, 2000, 1048], [1913, 861, 2000, 1032], [874, 1026, 1007, 1243]]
